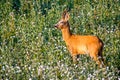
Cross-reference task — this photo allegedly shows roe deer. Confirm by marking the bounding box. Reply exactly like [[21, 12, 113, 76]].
[[55, 10, 104, 67]]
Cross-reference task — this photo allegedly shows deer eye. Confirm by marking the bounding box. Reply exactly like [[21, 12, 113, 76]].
[[61, 22, 65, 24]]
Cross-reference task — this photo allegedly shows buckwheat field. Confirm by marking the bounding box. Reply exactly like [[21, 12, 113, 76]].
[[0, 0, 120, 80]]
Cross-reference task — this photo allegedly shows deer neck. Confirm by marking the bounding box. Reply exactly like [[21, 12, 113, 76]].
[[61, 23, 72, 42]]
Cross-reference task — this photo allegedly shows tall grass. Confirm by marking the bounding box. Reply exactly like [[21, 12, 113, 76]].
[[0, 0, 120, 80]]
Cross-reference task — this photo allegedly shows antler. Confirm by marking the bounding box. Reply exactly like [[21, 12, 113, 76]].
[[62, 9, 68, 19]]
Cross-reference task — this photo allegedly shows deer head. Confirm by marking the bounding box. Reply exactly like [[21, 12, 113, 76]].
[[55, 10, 70, 29]]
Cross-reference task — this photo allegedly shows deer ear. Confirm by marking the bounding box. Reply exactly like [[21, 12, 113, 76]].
[[64, 12, 69, 21], [62, 10, 69, 21]]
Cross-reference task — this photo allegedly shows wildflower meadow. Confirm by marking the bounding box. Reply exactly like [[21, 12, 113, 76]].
[[0, 0, 120, 80]]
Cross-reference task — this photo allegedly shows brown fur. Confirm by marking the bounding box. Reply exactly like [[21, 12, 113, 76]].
[[55, 10, 104, 67]]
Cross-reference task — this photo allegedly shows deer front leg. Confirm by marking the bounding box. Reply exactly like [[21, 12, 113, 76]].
[[72, 54, 77, 64], [67, 46, 78, 64]]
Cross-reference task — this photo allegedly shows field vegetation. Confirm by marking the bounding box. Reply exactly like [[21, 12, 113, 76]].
[[0, 0, 120, 80]]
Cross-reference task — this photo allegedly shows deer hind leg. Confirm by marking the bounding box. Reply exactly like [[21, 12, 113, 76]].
[[93, 53, 106, 68], [90, 51, 102, 67], [93, 54, 101, 66], [98, 50, 105, 67]]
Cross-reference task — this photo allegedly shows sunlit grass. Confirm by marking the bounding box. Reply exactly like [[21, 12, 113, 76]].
[[0, 0, 119, 80]]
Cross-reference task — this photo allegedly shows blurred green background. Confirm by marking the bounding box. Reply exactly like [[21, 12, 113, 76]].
[[0, 0, 120, 80]]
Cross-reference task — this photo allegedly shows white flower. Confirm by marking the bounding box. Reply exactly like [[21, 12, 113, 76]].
[[87, 12, 91, 16]]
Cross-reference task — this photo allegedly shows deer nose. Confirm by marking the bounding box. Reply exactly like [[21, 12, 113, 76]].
[[54, 24, 58, 28]]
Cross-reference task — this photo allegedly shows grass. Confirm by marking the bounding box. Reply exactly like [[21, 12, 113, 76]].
[[0, 0, 120, 80]]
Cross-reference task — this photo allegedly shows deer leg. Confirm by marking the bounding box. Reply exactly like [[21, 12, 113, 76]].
[[72, 54, 77, 64], [93, 55, 101, 66], [93, 54, 106, 68], [90, 51, 102, 67], [98, 50, 106, 67]]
